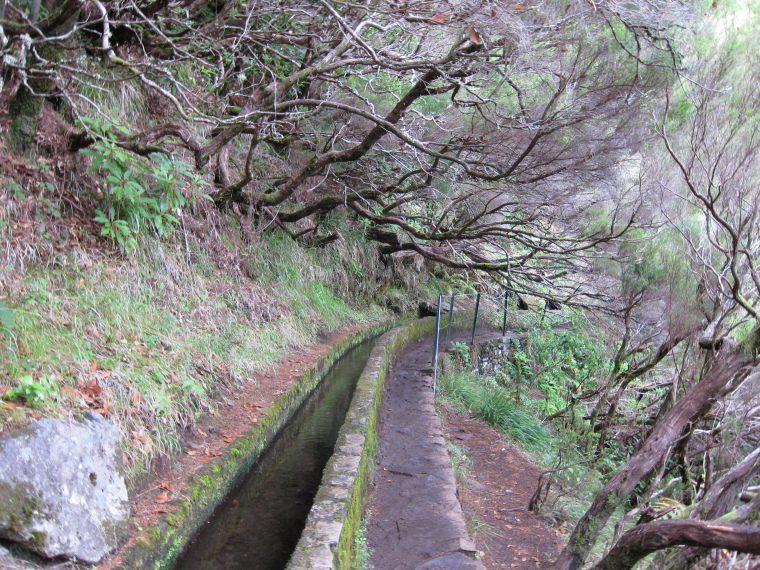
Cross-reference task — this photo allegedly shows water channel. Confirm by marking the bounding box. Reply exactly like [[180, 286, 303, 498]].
[[173, 339, 376, 570]]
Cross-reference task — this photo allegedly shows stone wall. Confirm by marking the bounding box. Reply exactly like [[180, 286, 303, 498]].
[[113, 320, 398, 570], [472, 337, 513, 377]]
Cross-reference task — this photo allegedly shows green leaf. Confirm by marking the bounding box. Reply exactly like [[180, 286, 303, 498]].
[[0, 300, 14, 333]]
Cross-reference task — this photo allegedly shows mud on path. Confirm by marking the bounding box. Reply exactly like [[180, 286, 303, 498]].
[[366, 328, 563, 569], [441, 411, 563, 568]]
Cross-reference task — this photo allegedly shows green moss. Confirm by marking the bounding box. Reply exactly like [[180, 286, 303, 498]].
[[739, 323, 760, 354], [29, 531, 47, 545], [0, 481, 40, 533]]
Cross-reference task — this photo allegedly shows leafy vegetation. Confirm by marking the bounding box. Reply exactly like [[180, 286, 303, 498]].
[[0, 229, 396, 477], [438, 359, 548, 450]]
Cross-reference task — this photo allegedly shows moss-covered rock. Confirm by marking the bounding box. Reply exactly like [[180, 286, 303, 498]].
[[0, 412, 129, 563]]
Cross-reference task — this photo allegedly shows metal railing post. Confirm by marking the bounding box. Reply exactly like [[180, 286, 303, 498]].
[[432, 293, 443, 392], [502, 289, 508, 336], [445, 294, 455, 347], [470, 292, 481, 345]]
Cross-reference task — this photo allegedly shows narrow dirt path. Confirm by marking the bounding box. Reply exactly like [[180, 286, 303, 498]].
[[441, 411, 562, 568], [366, 328, 563, 569]]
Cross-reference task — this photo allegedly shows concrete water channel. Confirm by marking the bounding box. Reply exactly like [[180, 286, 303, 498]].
[[119, 310, 492, 569], [172, 340, 377, 570]]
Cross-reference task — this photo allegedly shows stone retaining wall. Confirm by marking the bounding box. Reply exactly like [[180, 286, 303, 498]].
[[472, 337, 512, 377]]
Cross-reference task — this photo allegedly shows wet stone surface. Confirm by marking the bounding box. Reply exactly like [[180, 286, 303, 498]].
[[0, 412, 129, 564]]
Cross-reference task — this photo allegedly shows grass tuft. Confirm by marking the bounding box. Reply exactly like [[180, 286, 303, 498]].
[[437, 363, 548, 449]]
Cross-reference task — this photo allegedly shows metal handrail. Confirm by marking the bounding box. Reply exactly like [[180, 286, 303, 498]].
[[431, 289, 512, 393]]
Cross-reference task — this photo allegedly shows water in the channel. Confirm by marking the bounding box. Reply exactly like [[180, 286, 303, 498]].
[[172, 339, 375, 570]]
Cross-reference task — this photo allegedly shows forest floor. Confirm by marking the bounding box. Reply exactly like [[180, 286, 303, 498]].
[[440, 410, 564, 568]]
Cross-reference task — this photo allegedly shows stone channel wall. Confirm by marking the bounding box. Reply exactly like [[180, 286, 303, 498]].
[[287, 314, 477, 570]]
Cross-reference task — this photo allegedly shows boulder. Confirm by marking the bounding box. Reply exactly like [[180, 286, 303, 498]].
[[0, 412, 129, 563]]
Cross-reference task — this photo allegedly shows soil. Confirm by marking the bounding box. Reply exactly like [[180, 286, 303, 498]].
[[440, 410, 564, 568]]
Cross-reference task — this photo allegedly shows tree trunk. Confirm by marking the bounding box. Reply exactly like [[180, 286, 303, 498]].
[[592, 520, 760, 570], [7, 6, 79, 153], [551, 333, 759, 570]]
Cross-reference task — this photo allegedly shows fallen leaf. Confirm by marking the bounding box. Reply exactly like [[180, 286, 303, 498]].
[[197, 427, 208, 437], [154, 491, 171, 504], [89, 361, 98, 373], [431, 13, 448, 23], [469, 27, 481, 44], [150, 508, 168, 514], [186, 449, 197, 456], [159, 482, 175, 492], [513, 4, 524, 9]]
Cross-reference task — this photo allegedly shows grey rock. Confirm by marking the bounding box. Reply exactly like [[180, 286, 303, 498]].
[[415, 552, 486, 569], [0, 412, 130, 563]]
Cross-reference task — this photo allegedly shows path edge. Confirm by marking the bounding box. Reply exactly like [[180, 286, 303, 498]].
[[110, 320, 397, 570]]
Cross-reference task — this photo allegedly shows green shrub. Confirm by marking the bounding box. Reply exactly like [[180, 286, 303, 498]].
[[79, 118, 210, 250], [5, 375, 59, 408]]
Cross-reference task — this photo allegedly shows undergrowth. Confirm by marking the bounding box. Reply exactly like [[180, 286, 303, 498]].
[[437, 360, 548, 449], [0, 203, 442, 480], [436, 317, 628, 565], [352, 513, 374, 570], [446, 439, 472, 487]]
